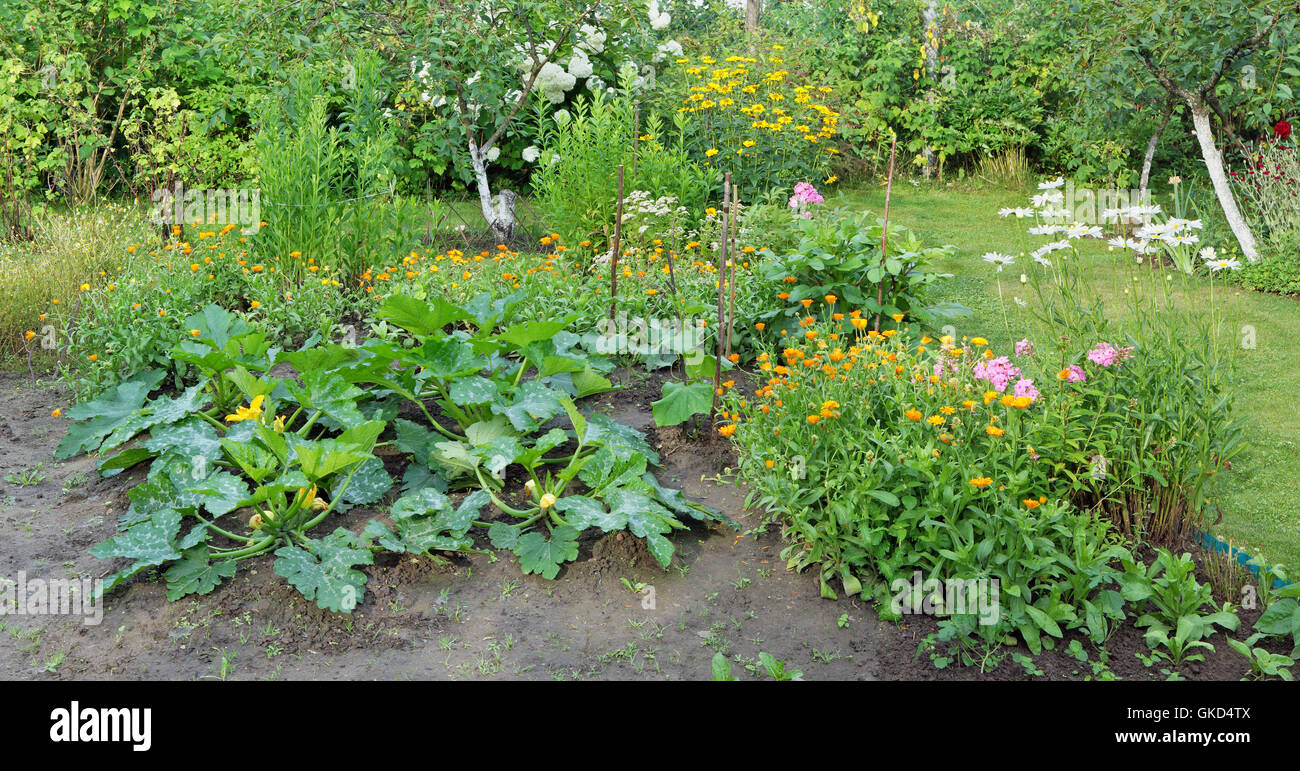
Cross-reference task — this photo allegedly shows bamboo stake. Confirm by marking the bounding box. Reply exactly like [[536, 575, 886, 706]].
[[725, 183, 740, 359], [609, 164, 624, 321], [874, 135, 898, 332], [709, 174, 731, 427]]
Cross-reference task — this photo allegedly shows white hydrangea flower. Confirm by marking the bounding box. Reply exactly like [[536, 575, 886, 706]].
[[485, 146, 500, 162], [654, 39, 684, 63], [522, 145, 540, 163], [648, 0, 671, 29], [579, 24, 606, 54], [567, 49, 593, 79], [533, 61, 576, 104]]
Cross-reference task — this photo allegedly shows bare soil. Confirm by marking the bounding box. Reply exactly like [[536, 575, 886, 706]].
[[0, 371, 1287, 681]]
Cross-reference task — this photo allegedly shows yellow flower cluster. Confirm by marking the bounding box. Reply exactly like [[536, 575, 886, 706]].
[[668, 46, 841, 189]]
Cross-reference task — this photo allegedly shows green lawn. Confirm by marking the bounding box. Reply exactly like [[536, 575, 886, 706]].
[[840, 184, 1300, 572]]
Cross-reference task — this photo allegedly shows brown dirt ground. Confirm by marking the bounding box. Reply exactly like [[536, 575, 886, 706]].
[[0, 369, 1291, 681]]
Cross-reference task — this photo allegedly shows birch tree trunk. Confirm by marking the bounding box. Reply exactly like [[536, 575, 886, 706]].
[[1187, 98, 1258, 261], [469, 141, 516, 243]]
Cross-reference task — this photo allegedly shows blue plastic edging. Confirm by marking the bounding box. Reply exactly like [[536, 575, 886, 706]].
[[1195, 530, 1291, 590]]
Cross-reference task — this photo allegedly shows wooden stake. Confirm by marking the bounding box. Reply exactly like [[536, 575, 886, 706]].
[[725, 183, 739, 359], [875, 135, 897, 332], [710, 174, 731, 427], [610, 164, 624, 321]]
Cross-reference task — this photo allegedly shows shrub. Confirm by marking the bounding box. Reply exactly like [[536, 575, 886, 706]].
[[1225, 233, 1300, 295], [754, 204, 964, 336]]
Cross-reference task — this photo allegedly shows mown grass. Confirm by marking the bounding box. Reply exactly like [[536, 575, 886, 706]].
[[840, 184, 1300, 572]]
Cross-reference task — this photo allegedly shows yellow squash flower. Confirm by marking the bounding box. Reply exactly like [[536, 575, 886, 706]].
[[225, 394, 266, 423]]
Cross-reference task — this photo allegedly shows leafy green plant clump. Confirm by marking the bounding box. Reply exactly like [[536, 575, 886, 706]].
[[59, 296, 726, 612]]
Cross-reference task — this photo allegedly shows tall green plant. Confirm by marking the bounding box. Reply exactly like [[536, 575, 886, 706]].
[[532, 90, 719, 246]]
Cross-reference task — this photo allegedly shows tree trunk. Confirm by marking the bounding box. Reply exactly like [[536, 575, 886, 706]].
[[1138, 102, 1174, 203], [745, 0, 760, 34], [1187, 99, 1258, 261], [469, 141, 516, 243]]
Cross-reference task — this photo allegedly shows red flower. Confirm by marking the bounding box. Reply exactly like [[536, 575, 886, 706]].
[[1276, 119, 1292, 140]]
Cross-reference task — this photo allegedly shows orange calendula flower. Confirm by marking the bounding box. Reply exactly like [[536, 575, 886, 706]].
[[969, 477, 993, 488], [806, 415, 820, 424], [824, 294, 837, 304], [755, 322, 766, 331], [905, 408, 922, 421], [986, 425, 1005, 437], [764, 459, 775, 468], [51, 409, 62, 418], [1023, 499, 1041, 509], [890, 313, 904, 322], [718, 424, 737, 437]]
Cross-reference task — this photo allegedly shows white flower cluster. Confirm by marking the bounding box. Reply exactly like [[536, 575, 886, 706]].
[[579, 24, 606, 54], [621, 189, 694, 241], [568, 48, 594, 79], [1094, 208, 1201, 257], [534, 61, 577, 104], [648, 0, 671, 29], [654, 39, 684, 63]]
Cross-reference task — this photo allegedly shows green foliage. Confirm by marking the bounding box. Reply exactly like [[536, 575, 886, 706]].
[[1120, 549, 1240, 665], [347, 290, 729, 574], [756, 207, 964, 333], [1228, 633, 1295, 680], [532, 89, 719, 245], [255, 57, 398, 282]]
